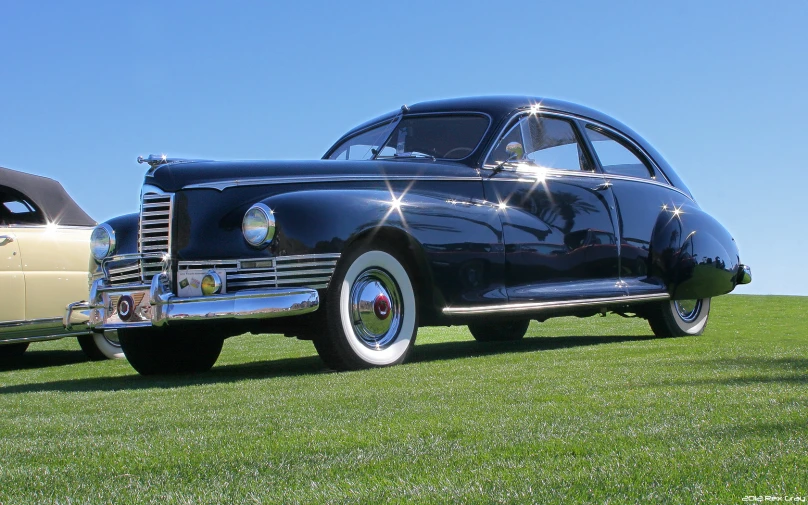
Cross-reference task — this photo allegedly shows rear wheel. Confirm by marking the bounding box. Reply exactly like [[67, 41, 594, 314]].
[[647, 298, 711, 337], [118, 327, 224, 375], [78, 331, 125, 361], [468, 320, 530, 342], [0, 343, 29, 359], [313, 245, 418, 370]]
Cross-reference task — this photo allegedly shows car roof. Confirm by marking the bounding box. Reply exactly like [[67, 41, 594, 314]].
[[333, 96, 691, 196], [0, 166, 95, 226]]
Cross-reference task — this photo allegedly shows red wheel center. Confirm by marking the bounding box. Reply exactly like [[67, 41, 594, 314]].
[[373, 294, 391, 320]]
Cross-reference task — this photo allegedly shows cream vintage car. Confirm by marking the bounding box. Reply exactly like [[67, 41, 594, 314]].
[[0, 166, 122, 360]]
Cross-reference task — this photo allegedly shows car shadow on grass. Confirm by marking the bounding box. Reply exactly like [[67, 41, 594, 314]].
[[0, 349, 89, 371], [0, 334, 661, 394], [652, 357, 808, 387]]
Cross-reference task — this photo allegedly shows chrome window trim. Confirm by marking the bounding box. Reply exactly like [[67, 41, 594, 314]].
[[183, 174, 482, 192], [581, 122, 668, 184], [443, 292, 670, 315], [481, 109, 667, 179]]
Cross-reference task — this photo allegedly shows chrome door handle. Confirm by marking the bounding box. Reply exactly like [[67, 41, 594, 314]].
[[593, 181, 613, 191], [0, 234, 14, 244]]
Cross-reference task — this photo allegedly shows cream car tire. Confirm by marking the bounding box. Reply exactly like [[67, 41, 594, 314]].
[[314, 246, 418, 370], [78, 331, 124, 361], [647, 298, 711, 337]]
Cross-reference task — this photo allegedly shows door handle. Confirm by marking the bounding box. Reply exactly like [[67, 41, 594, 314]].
[[0, 234, 14, 244], [593, 181, 613, 191]]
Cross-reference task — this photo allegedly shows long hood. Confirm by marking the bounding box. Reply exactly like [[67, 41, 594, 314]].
[[144, 159, 480, 193]]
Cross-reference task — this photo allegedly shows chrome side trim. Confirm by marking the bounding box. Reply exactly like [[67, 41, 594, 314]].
[[0, 317, 62, 330], [183, 175, 482, 192], [2, 317, 90, 341], [486, 168, 693, 200], [442, 293, 670, 315]]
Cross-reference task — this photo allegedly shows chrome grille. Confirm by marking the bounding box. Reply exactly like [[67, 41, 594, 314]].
[[107, 263, 141, 286], [139, 192, 173, 282], [177, 253, 340, 293]]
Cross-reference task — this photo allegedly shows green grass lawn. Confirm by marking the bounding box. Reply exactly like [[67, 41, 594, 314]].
[[0, 295, 805, 504]]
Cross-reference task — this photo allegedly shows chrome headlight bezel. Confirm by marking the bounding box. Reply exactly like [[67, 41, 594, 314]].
[[242, 203, 276, 247], [90, 223, 116, 261]]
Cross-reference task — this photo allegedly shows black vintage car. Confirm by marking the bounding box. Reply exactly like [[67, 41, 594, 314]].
[[65, 96, 751, 375]]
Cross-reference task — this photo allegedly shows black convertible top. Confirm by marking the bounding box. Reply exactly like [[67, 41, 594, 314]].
[[0, 166, 95, 227]]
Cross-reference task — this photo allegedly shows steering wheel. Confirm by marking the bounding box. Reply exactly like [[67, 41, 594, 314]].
[[443, 147, 473, 159]]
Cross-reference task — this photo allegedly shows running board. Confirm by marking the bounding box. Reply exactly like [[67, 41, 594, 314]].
[[442, 293, 670, 315]]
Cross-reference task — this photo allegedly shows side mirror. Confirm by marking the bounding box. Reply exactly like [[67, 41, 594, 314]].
[[505, 142, 524, 160]]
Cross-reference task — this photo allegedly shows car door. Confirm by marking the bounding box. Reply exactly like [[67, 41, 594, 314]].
[[482, 113, 621, 302], [0, 226, 25, 323], [580, 122, 692, 296], [0, 185, 91, 321]]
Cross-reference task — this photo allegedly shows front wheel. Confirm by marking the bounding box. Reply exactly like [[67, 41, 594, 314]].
[[314, 246, 418, 370], [647, 298, 711, 337], [118, 327, 224, 375], [468, 320, 530, 342], [78, 331, 125, 361]]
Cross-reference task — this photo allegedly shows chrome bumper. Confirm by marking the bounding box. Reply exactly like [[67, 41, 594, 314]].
[[64, 272, 319, 331], [737, 264, 752, 285]]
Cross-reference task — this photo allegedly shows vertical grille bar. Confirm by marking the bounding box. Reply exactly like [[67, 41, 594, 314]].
[[139, 191, 173, 282]]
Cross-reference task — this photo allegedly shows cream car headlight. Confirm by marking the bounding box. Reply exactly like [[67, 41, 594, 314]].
[[242, 203, 275, 247], [90, 223, 116, 260]]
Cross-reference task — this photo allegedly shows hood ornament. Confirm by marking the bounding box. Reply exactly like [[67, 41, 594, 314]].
[[137, 154, 213, 170]]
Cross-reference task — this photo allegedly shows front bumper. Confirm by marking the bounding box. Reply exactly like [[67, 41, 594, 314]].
[[64, 272, 319, 331]]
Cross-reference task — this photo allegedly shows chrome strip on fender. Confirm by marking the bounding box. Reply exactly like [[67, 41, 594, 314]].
[[183, 175, 482, 192], [442, 293, 670, 315]]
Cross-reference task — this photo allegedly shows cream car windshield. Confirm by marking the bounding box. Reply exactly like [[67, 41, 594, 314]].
[[485, 115, 592, 171]]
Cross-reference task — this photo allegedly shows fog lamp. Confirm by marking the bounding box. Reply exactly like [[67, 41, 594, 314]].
[[201, 271, 222, 296]]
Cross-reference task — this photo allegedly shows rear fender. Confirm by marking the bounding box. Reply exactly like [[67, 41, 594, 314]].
[[649, 204, 740, 299]]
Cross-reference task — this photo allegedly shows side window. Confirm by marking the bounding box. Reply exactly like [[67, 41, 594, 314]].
[[327, 121, 396, 160], [0, 187, 46, 225], [486, 115, 591, 171], [585, 126, 654, 179]]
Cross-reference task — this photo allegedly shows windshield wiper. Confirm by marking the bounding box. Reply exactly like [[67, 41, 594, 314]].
[[377, 152, 436, 161], [489, 159, 517, 176]]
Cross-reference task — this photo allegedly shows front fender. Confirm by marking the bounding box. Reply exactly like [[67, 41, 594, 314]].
[[259, 188, 505, 309], [649, 205, 740, 299]]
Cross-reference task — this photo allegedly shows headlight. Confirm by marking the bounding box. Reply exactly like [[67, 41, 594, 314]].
[[90, 224, 116, 260], [242, 203, 275, 247]]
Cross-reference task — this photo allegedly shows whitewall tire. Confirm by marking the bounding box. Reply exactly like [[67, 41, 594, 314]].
[[78, 331, 124, 360], [647, 298, 711, 337], [315, 246, 418, 370]]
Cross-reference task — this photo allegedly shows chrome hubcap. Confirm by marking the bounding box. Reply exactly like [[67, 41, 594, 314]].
[[674, 299, 702, 323], [350, 268, 402, 349]]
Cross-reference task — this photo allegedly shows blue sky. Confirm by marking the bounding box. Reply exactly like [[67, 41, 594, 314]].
[[1, 1, 806, 295]]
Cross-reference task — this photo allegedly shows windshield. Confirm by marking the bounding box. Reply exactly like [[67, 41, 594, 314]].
[[378, 115, 489, 160], [327, 121, 397, 160]]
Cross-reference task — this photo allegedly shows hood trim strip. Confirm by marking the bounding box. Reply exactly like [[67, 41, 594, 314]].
[[182, 174, 482, 191]]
